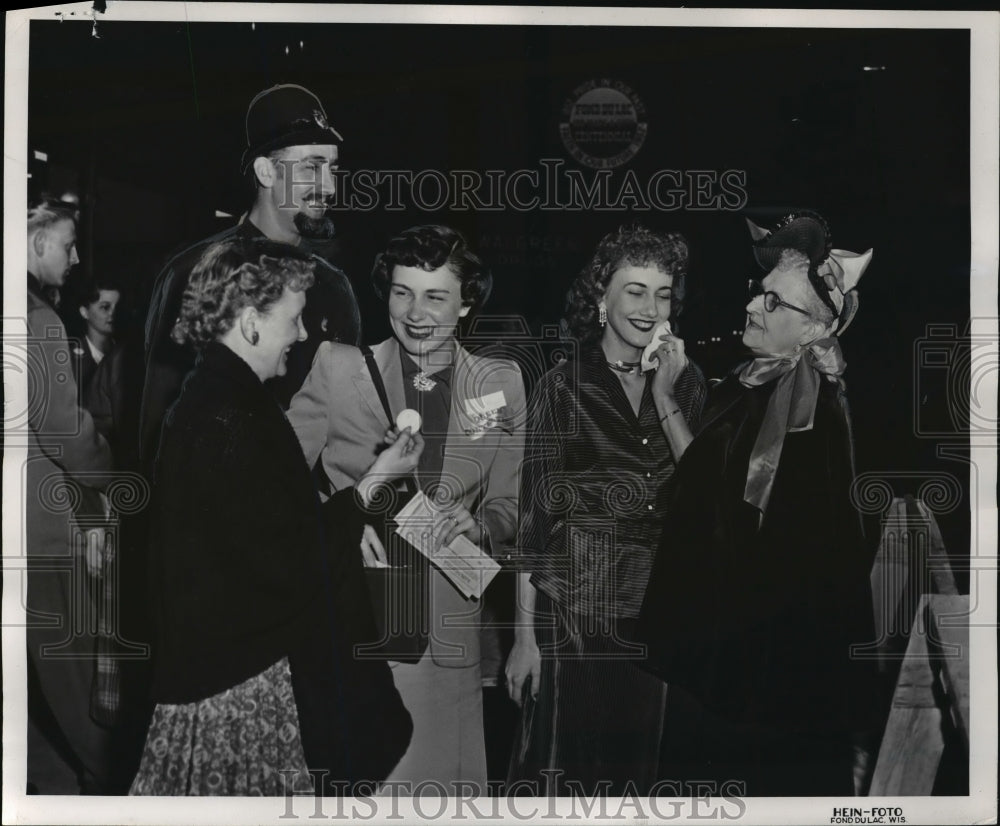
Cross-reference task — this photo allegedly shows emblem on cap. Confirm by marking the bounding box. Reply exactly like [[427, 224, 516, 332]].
[[314, 109, 329, 130]]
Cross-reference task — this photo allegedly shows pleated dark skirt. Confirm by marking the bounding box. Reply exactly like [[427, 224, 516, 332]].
[[507, 591, 668, 797]]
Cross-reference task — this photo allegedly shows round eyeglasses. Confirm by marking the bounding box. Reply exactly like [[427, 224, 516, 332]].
[[747, 279, 811, 316]]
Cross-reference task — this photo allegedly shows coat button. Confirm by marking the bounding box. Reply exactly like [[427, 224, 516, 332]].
[[641, 438, 648, 445]]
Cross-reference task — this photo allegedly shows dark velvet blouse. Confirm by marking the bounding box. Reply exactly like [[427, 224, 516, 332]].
[[518, 344, 707, 619]]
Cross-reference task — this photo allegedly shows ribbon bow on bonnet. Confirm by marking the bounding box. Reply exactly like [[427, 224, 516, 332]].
[[746, 213, 873, 335]]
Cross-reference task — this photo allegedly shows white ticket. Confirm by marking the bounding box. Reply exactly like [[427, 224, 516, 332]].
[[394, 491, 501, 599]]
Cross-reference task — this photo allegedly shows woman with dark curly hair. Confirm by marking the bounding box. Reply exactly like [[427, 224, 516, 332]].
[[288, 225, 526, 791], [505, 224, 707, 795], [130, 239, 421, 795]]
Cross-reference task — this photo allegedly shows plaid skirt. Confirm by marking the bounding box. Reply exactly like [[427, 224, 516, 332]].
[[129, 657, 313, 796]]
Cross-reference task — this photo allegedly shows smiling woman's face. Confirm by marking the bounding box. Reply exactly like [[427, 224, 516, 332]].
[[601, 263, 674, 355], [252, 285, 307, 380], [388, 264, 469, 364]]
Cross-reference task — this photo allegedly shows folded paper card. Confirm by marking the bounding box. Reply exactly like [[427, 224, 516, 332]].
[[393, 491, 501, 599]]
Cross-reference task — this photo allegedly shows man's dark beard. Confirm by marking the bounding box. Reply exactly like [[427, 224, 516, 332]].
[[294, 211, 336, 240]]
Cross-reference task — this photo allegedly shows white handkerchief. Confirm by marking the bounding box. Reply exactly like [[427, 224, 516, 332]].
[[641, 320, 673, 372]]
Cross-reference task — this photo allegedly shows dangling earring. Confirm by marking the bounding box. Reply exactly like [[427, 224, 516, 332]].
[[251, 331, 260, 346], [598, 303, 608, 327]]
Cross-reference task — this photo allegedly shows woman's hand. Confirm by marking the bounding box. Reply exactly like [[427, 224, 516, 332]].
[[651, 333, 688, 401], [650, 333, 696, 461], [381, 425, 404, 446], [438, 501, 480, 546], [505, 638, 541, 707], [359, 523, 388, 568], [357, 427, 423, 511], [369, 427, 424, 479]]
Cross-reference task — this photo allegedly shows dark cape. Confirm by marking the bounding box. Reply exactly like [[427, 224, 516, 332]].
[[636, 367, 879, 794], [148, 342, 410, 788]]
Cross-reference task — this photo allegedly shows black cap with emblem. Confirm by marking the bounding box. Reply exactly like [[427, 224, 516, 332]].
[[240, 83, 343, 173]]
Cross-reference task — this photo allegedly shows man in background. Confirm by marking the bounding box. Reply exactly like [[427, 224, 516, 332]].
[[25, 199, 114, 793], [139, 83, 361, 470]]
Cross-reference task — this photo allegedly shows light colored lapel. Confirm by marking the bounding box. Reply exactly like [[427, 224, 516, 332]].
[[375, 338, 406, 418], [440, 346, 498, 506], [350, 337, 405, 427]]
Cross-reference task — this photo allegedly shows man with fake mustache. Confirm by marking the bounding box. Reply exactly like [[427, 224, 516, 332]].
[[139, 84, 361, 471]]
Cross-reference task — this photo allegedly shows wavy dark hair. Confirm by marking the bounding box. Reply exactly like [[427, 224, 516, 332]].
[[172, 240, 315, 349], [562, 224, 689, 344], [371, 224, 492, 313], [78, 276, 122, 309]]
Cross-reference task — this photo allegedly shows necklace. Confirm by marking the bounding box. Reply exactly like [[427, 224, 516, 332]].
[[606, 359, 641, 375]]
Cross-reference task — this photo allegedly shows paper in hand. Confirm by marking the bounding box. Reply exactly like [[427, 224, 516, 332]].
[[393, 491, 501, 599]]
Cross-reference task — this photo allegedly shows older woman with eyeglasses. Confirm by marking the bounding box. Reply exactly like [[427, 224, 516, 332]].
[[637, 210, 879, 796]]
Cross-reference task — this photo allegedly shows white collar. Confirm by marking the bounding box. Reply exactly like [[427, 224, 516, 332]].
[[85, 335, 105, 365]]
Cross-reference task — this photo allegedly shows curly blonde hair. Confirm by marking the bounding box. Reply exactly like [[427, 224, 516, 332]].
[[172, 240, 315, 349]]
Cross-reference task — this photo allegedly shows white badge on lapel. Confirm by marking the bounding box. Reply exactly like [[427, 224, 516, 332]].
[[463, 390, 507, 440]]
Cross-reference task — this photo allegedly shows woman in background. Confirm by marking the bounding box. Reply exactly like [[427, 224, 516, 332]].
[[70, 278, 121, 395], [505, 225, 706, 796]]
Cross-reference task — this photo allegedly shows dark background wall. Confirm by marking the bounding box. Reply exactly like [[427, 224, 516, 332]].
[[26, 20, 972, 577]]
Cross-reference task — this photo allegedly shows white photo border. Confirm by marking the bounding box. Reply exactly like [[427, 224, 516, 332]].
[[4, 4, 997, 825]]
